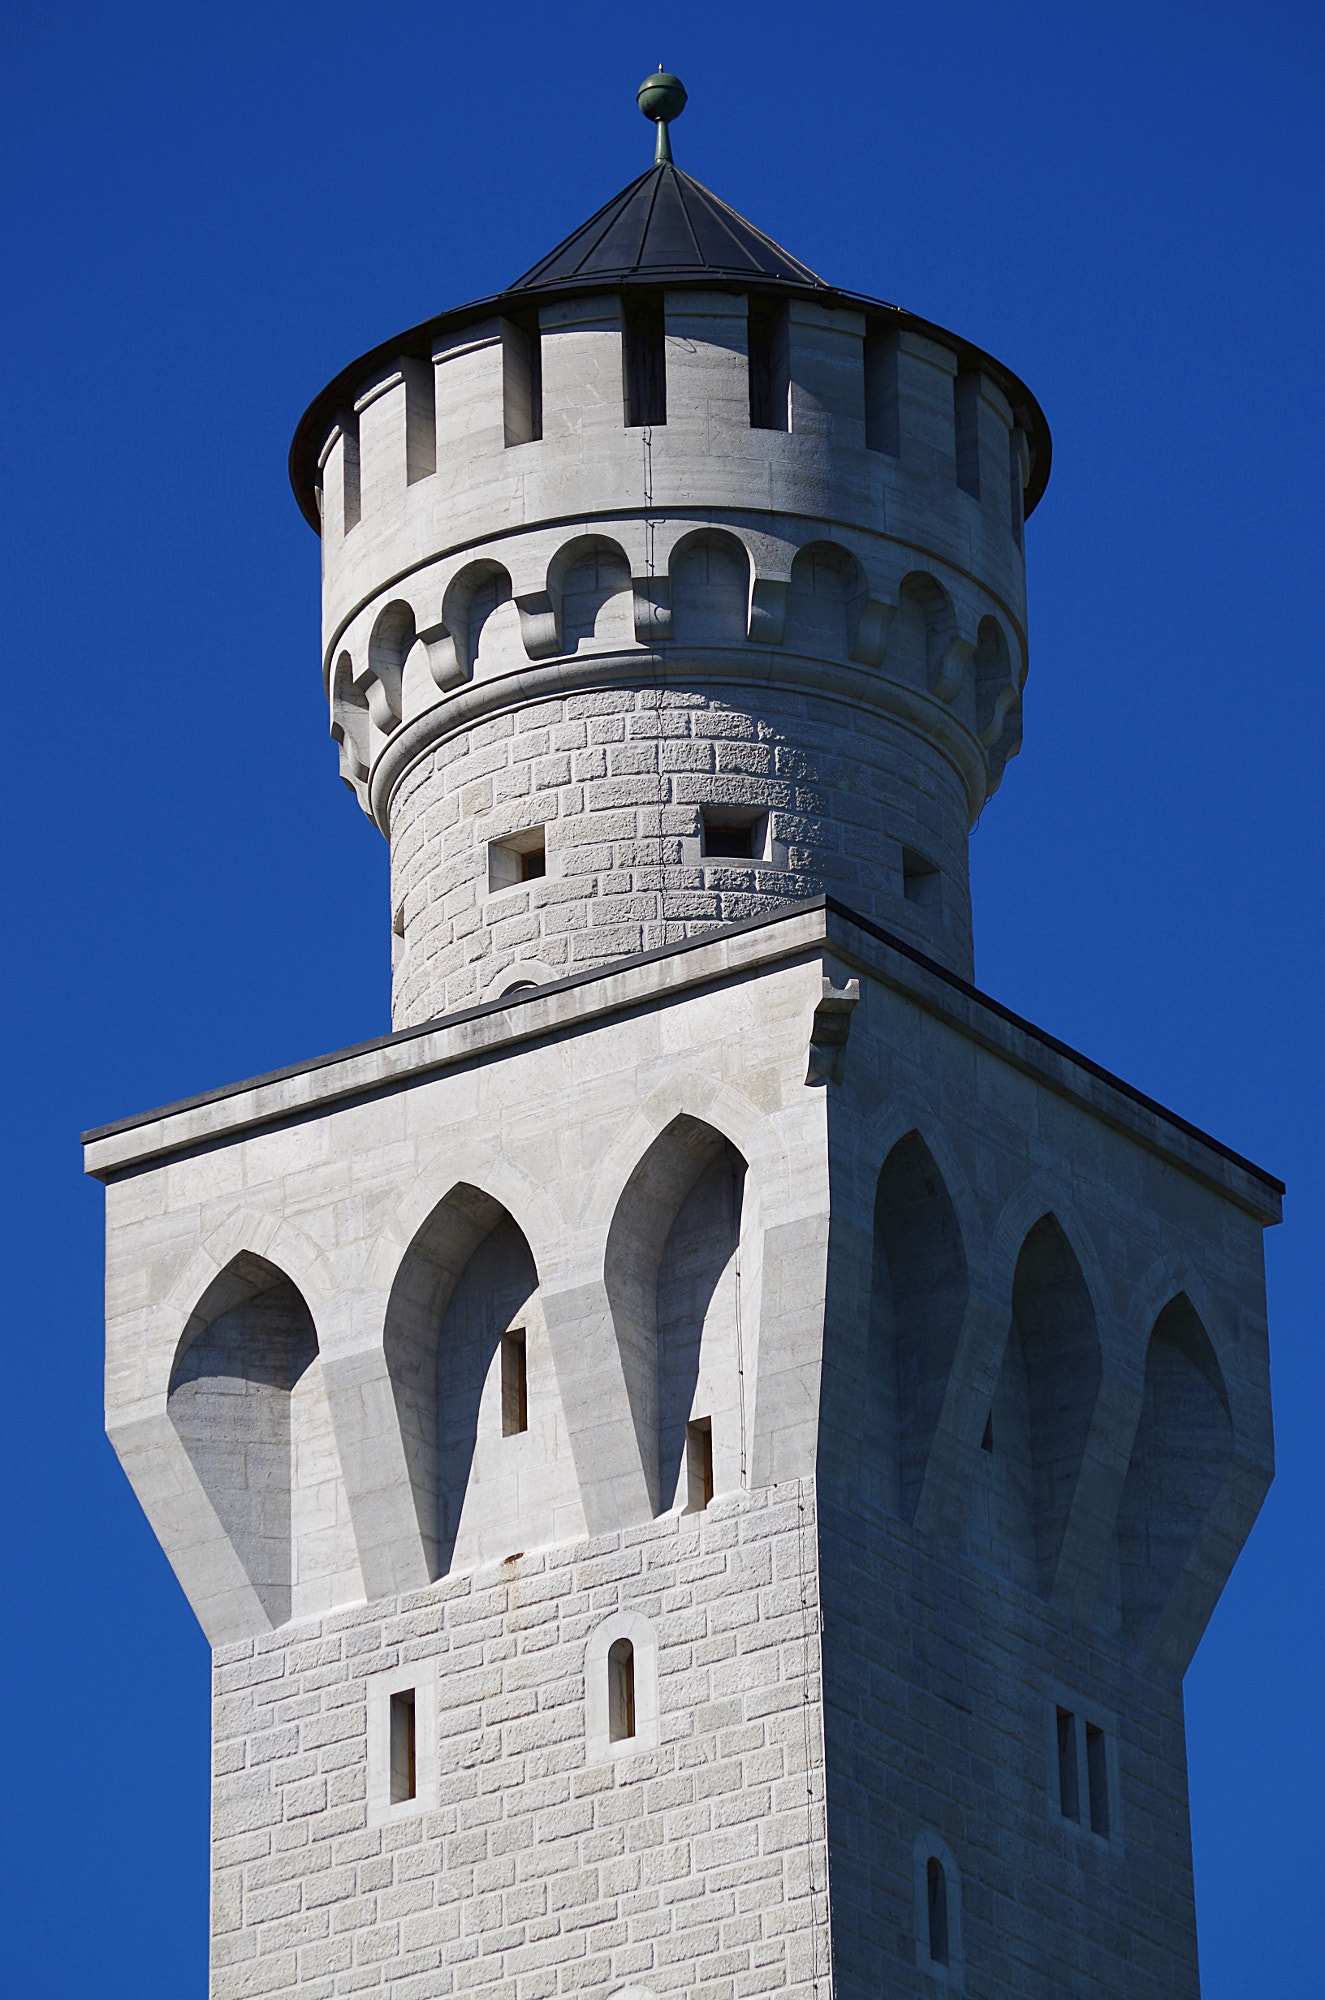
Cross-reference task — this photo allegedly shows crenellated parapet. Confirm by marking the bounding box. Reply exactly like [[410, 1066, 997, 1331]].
[[292, 180, 1049, 1021]]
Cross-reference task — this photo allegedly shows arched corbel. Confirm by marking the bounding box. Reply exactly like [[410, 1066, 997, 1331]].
[[514, 590, 563, 660], [748, 577, 788, 646], [632, 574, 671, 645], [849, 597, 896, 669]]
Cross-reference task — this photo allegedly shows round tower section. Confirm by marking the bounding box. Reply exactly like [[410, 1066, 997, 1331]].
[[293, 164, 1049, 1026]]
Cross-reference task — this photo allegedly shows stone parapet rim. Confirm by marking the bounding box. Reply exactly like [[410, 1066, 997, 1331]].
[[81, 897, 1284, 1222]]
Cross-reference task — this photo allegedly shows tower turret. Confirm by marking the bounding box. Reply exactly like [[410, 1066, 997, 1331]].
[[291, 97, 1048, 1023], [89, 77, 1277, 2000]]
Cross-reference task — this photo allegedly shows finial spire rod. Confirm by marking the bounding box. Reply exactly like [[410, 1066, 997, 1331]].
[[636, 67, 687, 166]]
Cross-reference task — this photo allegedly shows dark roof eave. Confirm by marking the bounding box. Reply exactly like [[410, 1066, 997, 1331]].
[[288, 273, 1051, 532]]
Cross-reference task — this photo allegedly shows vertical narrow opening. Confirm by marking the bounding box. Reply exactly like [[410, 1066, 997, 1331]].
[[980, 1412, 994, 1453], [748, 296, 789, 431], [404, 359, 436, 483], [501, 1328, 528, 1436], [1086, 1723, 1110, 1837], [520, 843, 546, 882], [502, 317, 543, 445], [608, 1638, 636, 1741], [1056, 1707, 1080, 1821], [864, 331, 900, 455], [623, 293, 666, 427], [390, 1689, 417, 1803], [954, 372, 981, 497], [926, 1857, 949, 1966], [341, 412, 361, 532], [686, 1418, 714, 1511], [1009, 427, 1026, 550]]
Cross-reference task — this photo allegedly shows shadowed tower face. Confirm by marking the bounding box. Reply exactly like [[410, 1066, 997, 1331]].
[[89, 73, 1276, 2000]]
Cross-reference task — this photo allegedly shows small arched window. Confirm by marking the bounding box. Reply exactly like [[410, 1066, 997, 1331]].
[[926, 1857, 949, 1966], [608, 1638, 635, 1741], [913, 1830, 963, 1985], [585, 1612, 657, 1762]]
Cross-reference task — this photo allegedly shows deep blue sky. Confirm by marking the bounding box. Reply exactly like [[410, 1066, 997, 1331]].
[[2, 2, 1319, 1992]]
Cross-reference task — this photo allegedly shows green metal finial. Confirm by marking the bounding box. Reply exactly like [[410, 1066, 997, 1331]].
[[637, 67, 687, 164]]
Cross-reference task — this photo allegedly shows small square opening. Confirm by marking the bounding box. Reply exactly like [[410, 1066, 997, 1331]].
[[489, 828, 547, 892], [702, 812, 764, 861], [902, 847, 941, 911]]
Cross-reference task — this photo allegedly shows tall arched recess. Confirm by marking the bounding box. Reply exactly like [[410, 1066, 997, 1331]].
[[870, 1134, 968, 1521], [384, 1185, 584, 1579], [605, 1116, 749, 1516], [1116, 1295, 1233, 1650], [169, 1252, 361, 1628], [986, 1216, 1101, 1596]]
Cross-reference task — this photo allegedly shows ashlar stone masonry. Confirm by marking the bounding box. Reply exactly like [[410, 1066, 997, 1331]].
[[88, 85, 1278, 2000]]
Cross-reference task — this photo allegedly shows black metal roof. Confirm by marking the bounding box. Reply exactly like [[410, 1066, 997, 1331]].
[[508, 162, 826, 292]]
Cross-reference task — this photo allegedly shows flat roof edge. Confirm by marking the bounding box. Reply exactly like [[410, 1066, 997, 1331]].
[[80, 896, 1283, 1210]]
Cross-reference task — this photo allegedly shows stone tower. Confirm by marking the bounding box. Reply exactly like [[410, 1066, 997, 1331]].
[[87, 76, 1279, 2000]]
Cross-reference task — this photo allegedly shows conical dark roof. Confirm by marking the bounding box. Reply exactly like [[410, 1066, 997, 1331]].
[[510, 163, 826, 293]]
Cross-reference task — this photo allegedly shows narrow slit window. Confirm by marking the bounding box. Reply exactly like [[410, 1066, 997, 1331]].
[[980, 1412, 994, 1453], [748, 297, 789, 431], [926, 1857, 949, 1966], [608, 1638, 635, 1742], [864, 331, 900, 455], [954, 372, 981, 498], [502, 317, 542, 445], [1056, 1707, 1080, 1821], [623, 294, 666, 428], [390, 1689, 417, 1803], [686, 1418, 714, 1511], [1086, 1723, 1110, 1837], [521, 843, 546, 882], [501, 1329, 528, 1436]]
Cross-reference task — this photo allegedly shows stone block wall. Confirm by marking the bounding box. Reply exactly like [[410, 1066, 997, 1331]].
[[209, 1487, 830, 2000], [820, 1493, 1200, 2000], [389, 688, 971, 1023]]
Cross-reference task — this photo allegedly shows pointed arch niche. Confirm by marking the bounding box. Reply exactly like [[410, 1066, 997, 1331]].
[[605, 1116, 751, 1516], [968, 1215, 1101, 1594], [383, 1185, 585, 1578], [869, 1133, 968, 1520], [168, 1252, 362, 1627], [1115, 1294, 1233, 1649]]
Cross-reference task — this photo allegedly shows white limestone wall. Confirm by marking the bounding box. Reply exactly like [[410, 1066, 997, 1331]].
[[209, 1487, 828, 2000], [312, 286, 1032, 1021], [91, 911, 1276, 2000], [387, 684, 974, 1022]]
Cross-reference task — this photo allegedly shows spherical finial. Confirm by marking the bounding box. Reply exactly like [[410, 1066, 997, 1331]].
[[637, 68, 687, 163]]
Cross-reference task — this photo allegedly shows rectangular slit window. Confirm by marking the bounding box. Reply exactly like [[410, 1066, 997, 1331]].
[[748, 297, 789, 431], [390, 1689, 417, 1803], [501, 1329, 528, 1436], [1056, 1708, 1080, 1821], [521, 844, 545, 881], [686, 1418, 714, 1511], [608, 1638, 636, 1741], [954, 372, 981, 498], [502, 317, 543, 444], [623, 294, 666, 427], [864, 331, 900, 455], [1086, 1724, 1110, 1836]]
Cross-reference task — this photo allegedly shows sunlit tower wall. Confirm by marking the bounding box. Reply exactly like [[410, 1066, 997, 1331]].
[[88, 74, 1278, 2000]]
